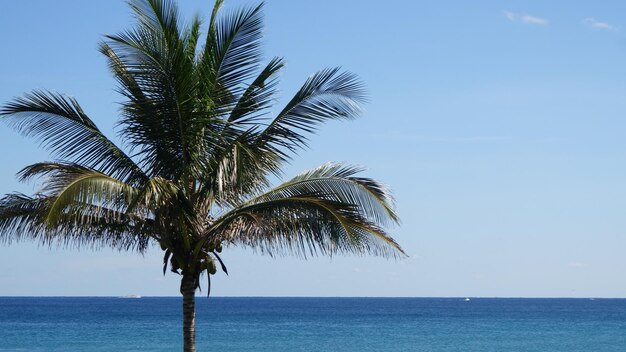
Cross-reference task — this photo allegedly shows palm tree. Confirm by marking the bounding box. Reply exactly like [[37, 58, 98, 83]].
[[0, 0, 404, 351]]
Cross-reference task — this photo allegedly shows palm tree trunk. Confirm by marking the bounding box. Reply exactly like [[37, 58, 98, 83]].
[[181, 274, 196, 352]]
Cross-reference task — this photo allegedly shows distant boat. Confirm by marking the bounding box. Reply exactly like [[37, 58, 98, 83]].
[[464, 298, 471, 302], [120, 294, 142, 299]]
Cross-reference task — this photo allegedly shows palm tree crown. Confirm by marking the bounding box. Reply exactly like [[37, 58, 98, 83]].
[[0, 0, 403, 351]]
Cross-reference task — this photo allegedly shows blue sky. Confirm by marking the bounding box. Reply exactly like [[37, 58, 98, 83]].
[[2, 0, 626, 297]]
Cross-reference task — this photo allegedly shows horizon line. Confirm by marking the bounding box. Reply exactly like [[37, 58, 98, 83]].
[[1, 295, 625, 299]]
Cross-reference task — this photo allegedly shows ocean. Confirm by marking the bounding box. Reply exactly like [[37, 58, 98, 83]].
[[1, 297, 625, 351]]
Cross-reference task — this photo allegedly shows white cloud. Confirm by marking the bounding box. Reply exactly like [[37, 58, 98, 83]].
[[503, 11, 548, 26], [503, 11, 515, 22], [521, 15, 548, 25], [583, 18, 616, 31]]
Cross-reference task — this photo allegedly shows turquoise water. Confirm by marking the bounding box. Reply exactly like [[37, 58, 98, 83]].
[[1, 297, 626, 351]]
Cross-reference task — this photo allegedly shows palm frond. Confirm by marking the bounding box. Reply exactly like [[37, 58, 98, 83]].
[[250, 162, 400, 226], [255, 67, 367, 158], [99, 39, 182, 178], [228, 57, 284, 124], [206, 163, 403, 258], [0, 91, 147, 185], [208, 194, 404, 258], [0, 193, 51, 244], [0, 193, 153, 252], [184, 14, 203, 60], [38, 168, 138, 226], [18, 162, 93, 186], [103, 4, 205, 179], [129, 0, 180, 37], [129, 176, 181, 212], [197, 127, 282, 208], [193, 58, 285, 206], [200, 2, 264, 99]]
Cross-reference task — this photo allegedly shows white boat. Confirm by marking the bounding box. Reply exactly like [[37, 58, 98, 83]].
[[120, 294, 142, 299]]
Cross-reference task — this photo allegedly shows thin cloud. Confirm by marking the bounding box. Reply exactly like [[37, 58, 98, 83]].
[[503, 11, 548, 26], [583, 18, 616, 31], [521, 15, 548, 25], [503, 11, 515, 22]]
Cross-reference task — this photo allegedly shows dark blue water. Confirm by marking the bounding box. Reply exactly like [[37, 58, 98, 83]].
[[1, 297, 626, 351]]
